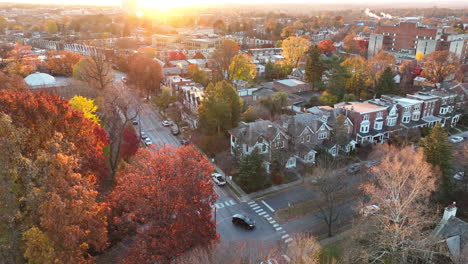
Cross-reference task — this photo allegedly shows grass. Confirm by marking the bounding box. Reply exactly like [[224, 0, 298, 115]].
[[226, 182, 242, 198], [276, 187, 359, 222]]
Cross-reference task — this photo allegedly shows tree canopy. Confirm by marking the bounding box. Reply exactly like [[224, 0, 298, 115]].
[[228, 54, 256, 82], [281, 36, 310, 67]]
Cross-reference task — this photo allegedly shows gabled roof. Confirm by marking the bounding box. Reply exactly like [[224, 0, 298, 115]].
[[228, 120, 287, 146]]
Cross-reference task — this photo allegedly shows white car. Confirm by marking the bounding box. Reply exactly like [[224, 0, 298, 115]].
[[449, 136, 464, 144], [454, 172, 464, 181], [361, 205, 380, 216], [141, 132, 148, 139], [144, 138, 153, 146], [211, 173, 226, 186], [162, 120, 171, 127]]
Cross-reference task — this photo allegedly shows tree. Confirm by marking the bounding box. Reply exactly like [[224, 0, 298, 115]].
[[154, 86, 177, 110], [286, 234, 321, 264], [45, 51, 82, 76], [415, 51, 424, 61], [368, 52, 396, 85], [281, 25, 296, 39], [319, 91, 338, 106], [281, 36, 310, 67], [73, 54, 112, 91], [322, 56, 350, 99], [127, 54, 163, 99], [376, 67, 397, 97], [419, 123, 452, 193], [0, 114, 109, 264], [347, 146, 438, 264], [188, 64, 210, 87], [341, 56, 371, 98], [192, 52, 206, 59], [331, 114, 349, 146], [5, 44, 39, 77], [198, 81, 242, 136], [343, 33, 358, 53], [0, 71, 29, 91], [168, 51, 187, 61], [422, 51, 459, 84], [342, 93, 357, 102], [120, 126, 139, 161], [107, 147, 217, 263], [69, 95, 100, 125], [235, 150, 269, 193], [212, 39, 240, 80], [304, 45, 324, 85], [0, 16, 7, 34], [398, 60, 417, 94], [259, 92, 288, 118], [228, 54, 256, 82], [317, 39, 336, 54], [46, 19, 58, 34], [213, 19, 225, 33]]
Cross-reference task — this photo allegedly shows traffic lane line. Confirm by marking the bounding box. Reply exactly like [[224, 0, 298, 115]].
[[261, 200, 275, 212]]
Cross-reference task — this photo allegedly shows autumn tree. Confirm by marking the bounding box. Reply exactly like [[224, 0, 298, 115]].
[[168, 51, 187, 61], [235, 149, 269, 193], [212, 39, 240, 80], [419, 123, 452, 193], [304, 45, 324, 86], [107, 147, 218, 263], [286, 234, 321, 264], [281, 36, 310, 67], [317, 39, 336, 54], [343, 33, 358, 53], [319, 91, 338, 106], [119, 126, 139, 161], [376, 67, 398, 97], [259, 92, 288, 118], [198, 81, 242, 136], [73, 53, 112, 91], [422, 50, 459, 84], [331, 114, 349, 146], [154, 86, 177, 110], [5, 44, 39, 77], [341, 56, 371, 98], [127, 53, 163, 99], [0, 71, 29, 91], [228, 54, 256, 82], [346, 146, 438, 264], [322, 55, 350, 99], [69, 95, 100, 125], [188, 64, 210, 87], [46, 19, 58, 34], [368, 52, 396, 85], [281, 25, 296, 39], [398, 60, 417, 94], [45, 50, 82, 76]]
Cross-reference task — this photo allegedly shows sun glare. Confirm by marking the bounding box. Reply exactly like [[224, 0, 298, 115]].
[[139, 0, 198, 10]]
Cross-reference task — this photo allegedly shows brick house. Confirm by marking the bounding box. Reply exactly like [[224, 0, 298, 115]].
[[341, 102, 389, 144], [273, 79, 311, 95]]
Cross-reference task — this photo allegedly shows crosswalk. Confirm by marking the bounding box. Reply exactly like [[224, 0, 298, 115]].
[[212, 200, 237, 209]]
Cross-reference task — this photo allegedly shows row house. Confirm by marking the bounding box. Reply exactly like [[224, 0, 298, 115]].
[[380, 95, 426, 129], [180, 83, 205, 129]]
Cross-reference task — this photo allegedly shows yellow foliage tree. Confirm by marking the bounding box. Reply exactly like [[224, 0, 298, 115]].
[[281, 36, 310, 67], [415, 51, 424, 61], [69, 96, 100, 125], [228, 54, 256, 82]]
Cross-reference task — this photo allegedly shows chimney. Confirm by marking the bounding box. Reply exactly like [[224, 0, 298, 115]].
[[443, 202, 457, 221]]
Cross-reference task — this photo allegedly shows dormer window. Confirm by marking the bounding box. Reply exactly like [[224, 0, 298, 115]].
[[363, 114, 369, 121], [376, 112, 383, 119], [318, 132, 327, 140]]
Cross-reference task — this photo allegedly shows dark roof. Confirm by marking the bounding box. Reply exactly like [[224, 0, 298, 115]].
[[229, 120, 287, 146], [436, 217, 468, 263]]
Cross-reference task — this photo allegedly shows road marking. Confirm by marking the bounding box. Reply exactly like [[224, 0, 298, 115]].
[[282, 255, 291, 262], [228, 200, 236, 206], [263, 214, 270, 218], [214, 203, 224, 209], [284, 238, 293, 243], [224, 201, 232, 206], [258, 211, 266, 216], [275, 227, 283, 231], [261, 200, 275, 212], [281, 234, 290, 239], [255, 209, 264, 213], [269, 220, 276, 224], [273, 223, 279, 227], [248, 201, 255, 205], [252, 206, 260, 210], [266, 217, 272, 220]]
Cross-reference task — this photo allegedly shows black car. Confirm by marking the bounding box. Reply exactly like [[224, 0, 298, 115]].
[[232, 214, 255, 230]]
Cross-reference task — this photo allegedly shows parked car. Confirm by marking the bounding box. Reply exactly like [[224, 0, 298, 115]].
[[162, 120, 171, 127], [449, 136, 464, 143], [132, 119, 138, 125], [141, 132, 148, 139], [180, 139, 190, 145], [144, 138, 153, 146], [361, 205, 380, 216], [212, 173, 226, 186], [232, 214, 255, 230], [347, 163, 361, 174], [454, 171, 464, 181], [171, 125, 180, 135], [365, 160, 380, 168]]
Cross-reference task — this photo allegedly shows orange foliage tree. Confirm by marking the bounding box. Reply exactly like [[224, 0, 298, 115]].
[[0, 90, 109, 182], [317, 39, 336, 54], [0, 71, 29, 91], [107, 146, 218, 263], [127, 54, 163, 99], [5, 44, 40, 77], [45, 50, 82, 76]]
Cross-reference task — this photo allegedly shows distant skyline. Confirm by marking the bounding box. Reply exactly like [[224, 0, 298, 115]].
[[1, 0, 468, 8]]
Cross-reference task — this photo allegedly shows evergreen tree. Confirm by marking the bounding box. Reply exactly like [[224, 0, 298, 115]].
[[419, 124, 452, 193], [304, 45, 324, 85], [331, 114, 349, 146], [376, 67, 397, 97], [322, 56, 350, 100], [264, 61, 275, 81], [235, 150, 268, 193]]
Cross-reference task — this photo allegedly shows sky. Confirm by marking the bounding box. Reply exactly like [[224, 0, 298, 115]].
[[0, 0, 467, 8]]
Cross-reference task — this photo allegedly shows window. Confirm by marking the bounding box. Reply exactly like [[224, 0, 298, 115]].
[[414, 105, 420, 111], [412, 113, 420, 121], [307, 135, 311, 142], [387, 117, 396, 126], [286, 158, 296, 168], [318, 132, 327, 140], [261, 144, 267, 153], [360, 124, 369, 133], [374, 121, 383, 130], [404, 106, 410, 113], [363, 114, 369, 121], [376, 112, 383, 119], [440, 107, 447, 115], [402, 115, 410, 123]]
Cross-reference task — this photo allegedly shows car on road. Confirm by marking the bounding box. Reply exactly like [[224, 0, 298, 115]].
[[180, 139, 190, 145], [347, 163, 361, 174], [232, 214, 255, 230], [162, 120, 171, 127], [361, 205, 380, 216], [365, 160, 380, 168], [449, 136, 464, 143], [141, 132, 148, 139], [171, 125, 180, 135], [132, 119, 138, 125], [454, 171, 464, 181], [144, 138, 153, 146], [212, 173, 226, 186]]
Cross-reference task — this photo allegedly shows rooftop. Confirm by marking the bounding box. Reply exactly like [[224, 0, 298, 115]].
[[344, 102, 387, 113], [275, 79, 306, 87]]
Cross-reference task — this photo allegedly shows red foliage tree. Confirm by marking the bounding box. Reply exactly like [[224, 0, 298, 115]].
[[0, 90, 109, 182], [108, 147, 218, 263], [317, 39, 336, 54], [0, 71, 29, 91], [168, 51, 187, 61], [119, 126, 139, 160], [45, 50, 82, 76]]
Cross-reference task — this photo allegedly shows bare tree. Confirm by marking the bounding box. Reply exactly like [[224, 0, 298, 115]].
[[74, 53, 112, 91], [286, 233, 322, 264], [345, 145, 440, 264]]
